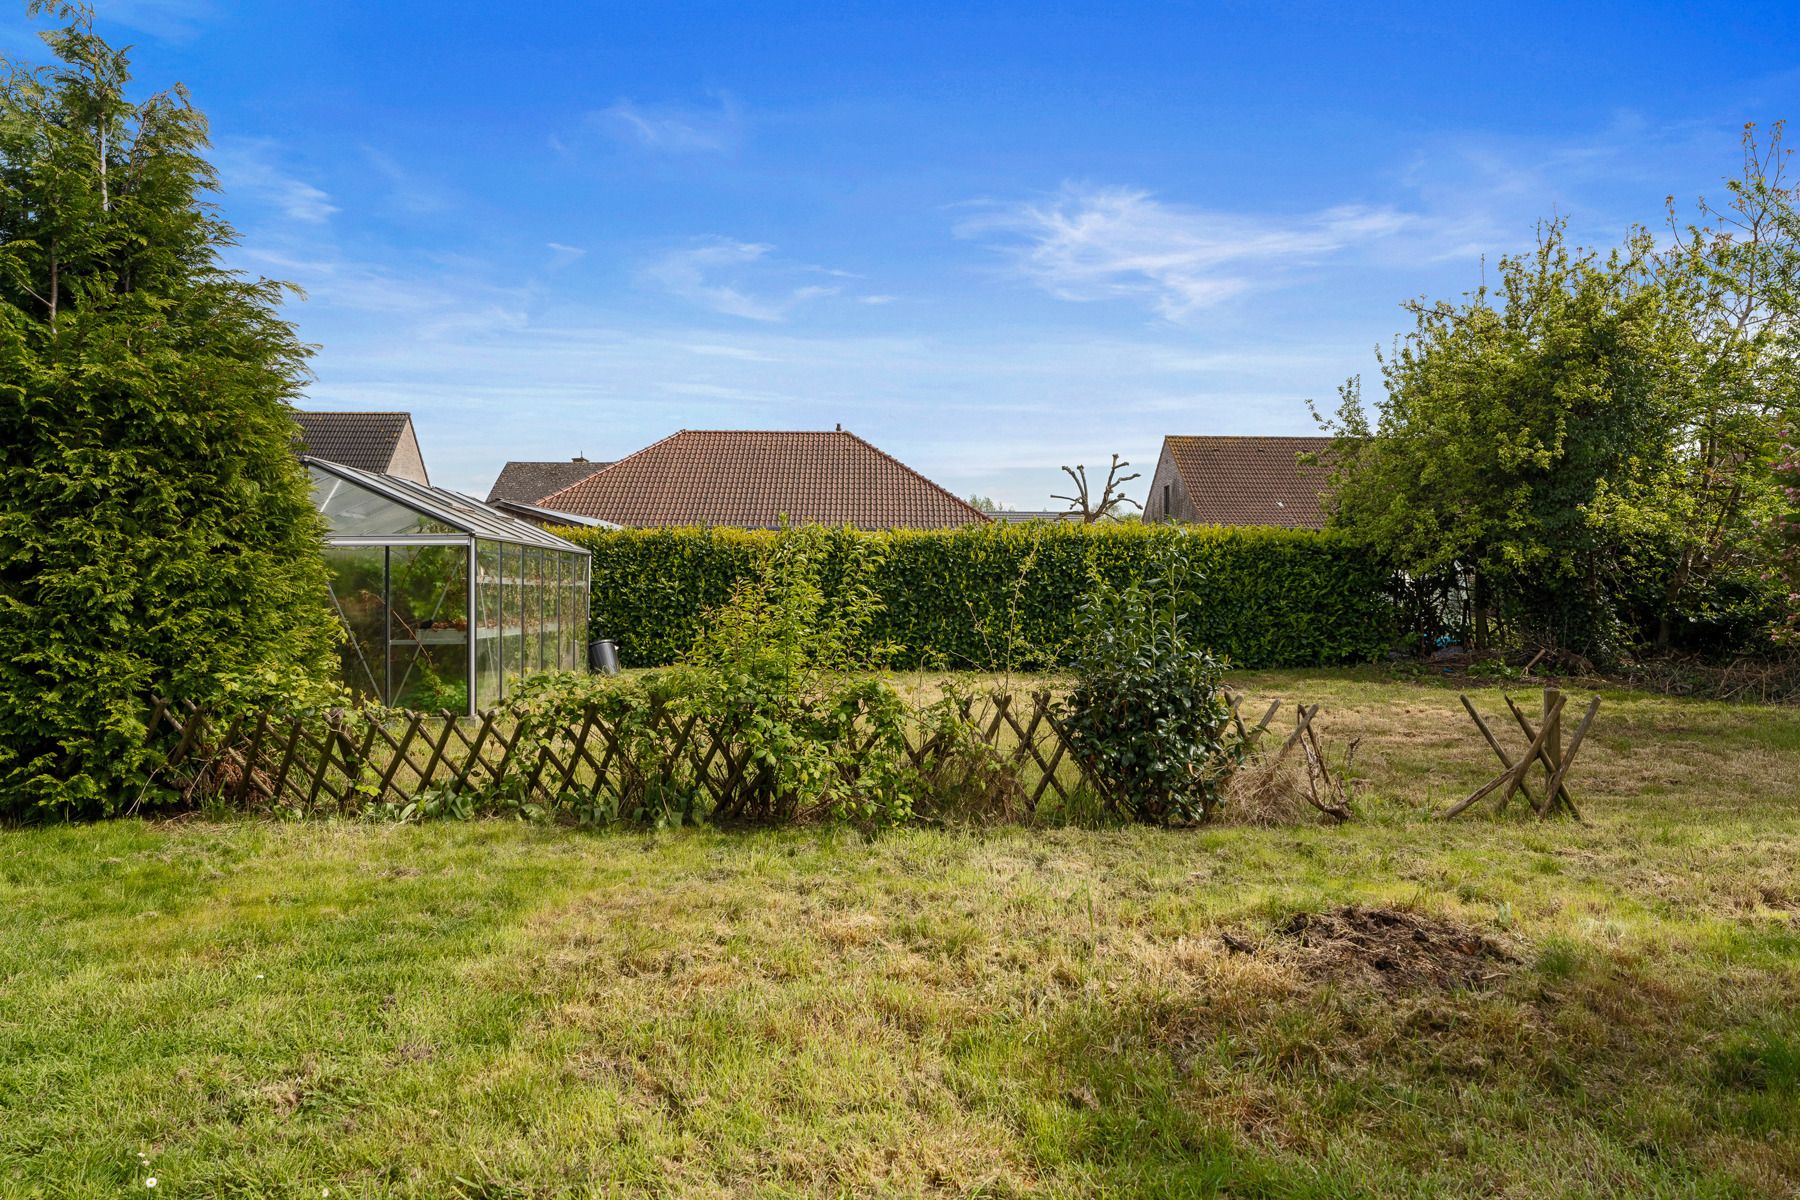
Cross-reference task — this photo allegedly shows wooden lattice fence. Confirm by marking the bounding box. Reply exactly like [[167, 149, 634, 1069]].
[[143, 691, 1108, 819]]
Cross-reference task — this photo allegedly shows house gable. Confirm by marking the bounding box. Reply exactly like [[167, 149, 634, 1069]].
[[1146, 434, 1336, 529], [486, 458, 613, 506], [293, 411, 429, 486]]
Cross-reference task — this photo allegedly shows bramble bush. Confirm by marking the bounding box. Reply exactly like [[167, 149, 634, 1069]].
[[497, 525, 966, 827], [567, 522, 1396, 671]]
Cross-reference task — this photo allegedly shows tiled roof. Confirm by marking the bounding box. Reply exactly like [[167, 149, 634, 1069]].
[[539, 429, 990, 530], [486, 459, 612, 505], [1165, 435, 1337, 529], [293, 411, 412, 475]]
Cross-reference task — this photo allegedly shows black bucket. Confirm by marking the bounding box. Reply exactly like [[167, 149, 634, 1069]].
[[588, 638, 621, 675]]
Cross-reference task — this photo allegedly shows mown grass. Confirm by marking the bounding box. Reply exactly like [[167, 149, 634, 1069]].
[[2, 668, 1798, 1198]]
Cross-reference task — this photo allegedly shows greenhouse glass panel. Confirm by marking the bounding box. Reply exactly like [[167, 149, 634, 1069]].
[[388, 545, 469, 712], [475, 540, 502, 711], [554, 555, 571, 670], [557, 554, 571, 668], [501, 543, 523, 692], [311, 468, 456, 536], [536, 550, 550, 672], [574, 557, 591, 650], [524, 548, 544, 675], [324, 546, 386, 701]]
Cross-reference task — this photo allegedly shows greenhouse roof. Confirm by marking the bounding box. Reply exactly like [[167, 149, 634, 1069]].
[[304, 456, 588, 552]]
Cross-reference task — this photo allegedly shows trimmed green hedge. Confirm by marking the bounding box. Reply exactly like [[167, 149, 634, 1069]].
[[564, 523, 1397, 670]]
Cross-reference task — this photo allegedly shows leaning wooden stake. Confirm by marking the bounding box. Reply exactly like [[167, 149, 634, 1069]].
[[1444, 693, 1565, 818], [1459, 695, 1537, 812], [1273, 704, 1321, 763], [1447, 688, 1599, 820], [1503, 695, 1579, 813], [1536, 696, 1599, 821]]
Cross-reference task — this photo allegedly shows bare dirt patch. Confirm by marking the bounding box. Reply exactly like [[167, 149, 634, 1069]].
[[1274, 905, 1517, 993]]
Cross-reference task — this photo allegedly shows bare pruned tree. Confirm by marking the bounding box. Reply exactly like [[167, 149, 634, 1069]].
[[1053, 454, 1142, 523]]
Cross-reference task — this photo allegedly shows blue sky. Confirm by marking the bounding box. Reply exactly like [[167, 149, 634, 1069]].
[[10, 2, 1800, 504]]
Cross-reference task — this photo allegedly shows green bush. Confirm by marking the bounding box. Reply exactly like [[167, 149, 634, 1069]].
[[566, 522, 1396, 671], [1062, 554, 1246, 824]]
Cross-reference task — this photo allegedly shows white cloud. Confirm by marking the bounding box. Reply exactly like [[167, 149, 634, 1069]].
[[545, 242, 587, 271], [642, 239, 841, 321], [591, 95, 741, 153], [212, 138, 337, 225], [959, 183, 1413, 319]]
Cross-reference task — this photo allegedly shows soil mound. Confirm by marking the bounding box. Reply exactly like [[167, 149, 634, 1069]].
[[1276, 905, 1515, 993]]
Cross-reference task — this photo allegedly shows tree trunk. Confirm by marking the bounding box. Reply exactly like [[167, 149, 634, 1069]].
[[1471, 569, 1490, 653]]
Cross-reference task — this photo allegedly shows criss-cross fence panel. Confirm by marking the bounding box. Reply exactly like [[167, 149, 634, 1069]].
[[142, 690, 1121, 817]]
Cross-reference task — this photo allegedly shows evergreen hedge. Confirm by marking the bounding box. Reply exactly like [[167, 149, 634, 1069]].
[[566, 523, 1397, 670], [1, 14, 339, 816]]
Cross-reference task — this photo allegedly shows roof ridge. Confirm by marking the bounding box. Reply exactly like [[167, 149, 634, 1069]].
[[538, 428, 690, 508], [535, 427, 988, 529], [295, 410, 415, 418]]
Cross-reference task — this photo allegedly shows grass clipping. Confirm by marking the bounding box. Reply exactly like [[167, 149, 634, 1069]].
[[1220, 703, 1358, 827]]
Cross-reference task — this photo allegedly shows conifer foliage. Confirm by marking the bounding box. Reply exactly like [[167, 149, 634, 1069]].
[[0, 4, 337, 815]]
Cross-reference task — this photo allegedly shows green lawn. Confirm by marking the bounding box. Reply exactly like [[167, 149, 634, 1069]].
[[3, 669, 1799, 1198]]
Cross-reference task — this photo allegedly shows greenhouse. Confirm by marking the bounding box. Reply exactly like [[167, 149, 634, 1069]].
[[306, 456, 593, 715]]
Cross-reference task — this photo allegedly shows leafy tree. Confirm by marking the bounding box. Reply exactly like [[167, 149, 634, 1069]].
[[966, 494, 999, 514], [1321, 130, 1800, 661], [1314, 222, 1691, 658], [0, 4, 337, 815], [1647, 123, 1800, 647]]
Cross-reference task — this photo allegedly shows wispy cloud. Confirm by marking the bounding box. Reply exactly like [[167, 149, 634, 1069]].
[[233, 246, 532, 340], [959, 183, 1413, 319], [643, 239, 840, 321], [212, 138, 337, 225], [100, 0, 213, 40], [545, 242, 587, 271], [360, 147, 458, 217], [590, 94, 742, 153]]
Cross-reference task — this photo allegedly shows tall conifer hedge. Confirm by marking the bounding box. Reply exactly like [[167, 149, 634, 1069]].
[[0, 9, 337, 815]]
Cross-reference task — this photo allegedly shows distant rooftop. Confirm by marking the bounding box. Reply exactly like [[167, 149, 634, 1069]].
[[540, 429, 989, 530], [486, 457, 612, 506], [293, 411, 427, 485], [1160, 434, 1336, 529]]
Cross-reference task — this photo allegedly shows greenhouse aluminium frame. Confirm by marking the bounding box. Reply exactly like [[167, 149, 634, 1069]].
[[305, 456, 593, 716]]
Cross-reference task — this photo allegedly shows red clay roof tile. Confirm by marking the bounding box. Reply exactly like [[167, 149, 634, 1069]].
[[539, 429, 988, 530], [1165, 435, 1336, 529]]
